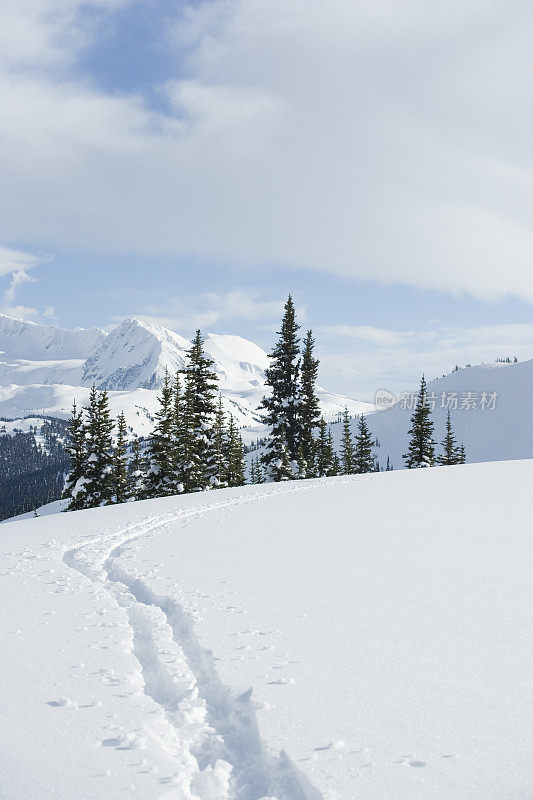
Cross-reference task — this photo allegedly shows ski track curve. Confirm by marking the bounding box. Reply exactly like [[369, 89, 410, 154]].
[[62, 486, 330, 800]]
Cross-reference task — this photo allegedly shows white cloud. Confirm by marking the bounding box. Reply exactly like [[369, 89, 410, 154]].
[[318, 322, 533, 398], [0, 245, 53, 318], [117, 289, 287, 333], [1, 1, 533, 302]]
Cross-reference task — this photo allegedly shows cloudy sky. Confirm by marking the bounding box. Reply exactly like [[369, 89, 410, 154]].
[[1, 0, 532, 398]]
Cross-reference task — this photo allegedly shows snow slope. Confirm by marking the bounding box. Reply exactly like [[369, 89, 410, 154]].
[[0, 461, 530, 799], [358, 358, 533, 468]]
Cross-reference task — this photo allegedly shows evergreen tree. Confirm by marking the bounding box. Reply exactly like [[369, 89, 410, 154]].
[[330, 442, 341, 477], [385, 455, 393, 471], [63, 401, 87, 511], [250, 457, 257, 484], [268, 427, 292, 481], [316, 417, 334, 477], [403, 376, 436, 468], [113, 411, 130, 503], [183, 330, 219, 491], [84, 387, 115, 507], [170, 371, 186, 494], [457, 443, 466, 464], [226, 416, 246, 487], [260, 295, 301, 480], [145, 370, 174, 497], [436, 410, 461, 465], [212, 395, 228, 488], [129, 438, 146, 500], [340, 408, 355, 475], [295, 445, 308, 479], [299, 330, 321, 476], [354, 414, 375, 474]]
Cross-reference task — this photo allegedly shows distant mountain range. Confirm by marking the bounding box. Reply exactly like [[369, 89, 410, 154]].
[[0, 313, 373, 436]]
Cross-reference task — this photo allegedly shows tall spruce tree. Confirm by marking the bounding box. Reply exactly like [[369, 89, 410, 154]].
[[316, 418, 333, 477], [113, 411, 130, 503], [184, 330, 219, 490], [340, 408, 355, 475], [260, 295, 301, 480], [63, 401, 87, 511], [354, 414, 375, 474], [146, 370, 174, 497], [299, 330, 321, 477], [84, 387, 115, 507], [436, 410, 461, 465], [403, 376, 436, 468]]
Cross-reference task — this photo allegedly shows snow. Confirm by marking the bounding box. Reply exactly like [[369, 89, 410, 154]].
[[0, 460, 530, 799]]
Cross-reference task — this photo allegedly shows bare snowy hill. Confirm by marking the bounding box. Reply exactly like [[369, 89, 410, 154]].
[[358, 358, 533, 468], [0, 314, 372, 432], [0, 460, 530, 799]]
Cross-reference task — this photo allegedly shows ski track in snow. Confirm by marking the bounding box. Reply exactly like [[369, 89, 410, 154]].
[[62, 486, 330, 800]]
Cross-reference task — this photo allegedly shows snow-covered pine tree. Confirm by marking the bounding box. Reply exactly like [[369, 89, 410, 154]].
[[315, 418, 336, 477], [84, 387, 115, 507], [129, 438, 146, 500], [260, 295, 301, 481], [354, 414, 375, 474], [340, 408, 355, 475], [169, 371, 186, 494], [145, 369, 175, 498], [268, 427, 292, 481], [226, 416, 245, 487], [113, 411, 130, 504], [385, 455, 393, 471], [250, 457, 257, 484], [299, 330, 321, 477], [436, 410, 462, 465], [330, 436, 341, 477], [212, 395, 228, 488], [63, 401, 87, 511], [457, 443, 466, 464], [403, 376, 436, 468], [184, 330, 219, 491]]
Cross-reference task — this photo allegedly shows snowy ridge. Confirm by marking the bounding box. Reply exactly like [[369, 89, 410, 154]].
[[0, 313, 106, 360]]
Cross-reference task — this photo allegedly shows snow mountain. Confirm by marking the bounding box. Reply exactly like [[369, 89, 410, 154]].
[[0, 313, 371, 433]]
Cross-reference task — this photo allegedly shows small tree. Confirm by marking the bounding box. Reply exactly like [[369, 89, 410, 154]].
[[340, 408, 355, 475], [403, 376, 436, 468], [129, 438, 146, 500], [213, 395, 228, 488], [185, 330, 219, 490], [84, 387, 115, 507], [145, 370, 175, 497], [316, 417, 335, 477], [113, 411, 130, 503], [63, 401, 87, 511], [299, 330, 321, 476], [226, 416, 245, 487], [436, 410, 462, 465], [354, 414, 375, 474]]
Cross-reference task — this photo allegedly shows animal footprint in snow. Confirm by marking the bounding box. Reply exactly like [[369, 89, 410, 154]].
[[46, 698, 74, 708]]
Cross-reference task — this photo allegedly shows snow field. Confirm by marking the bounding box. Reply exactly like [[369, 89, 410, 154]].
[[0, 461, 531, 799]]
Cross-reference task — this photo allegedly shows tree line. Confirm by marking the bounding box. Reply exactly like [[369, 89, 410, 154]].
[[62, 295, 467, 511], [63, 331, 245, 511]]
